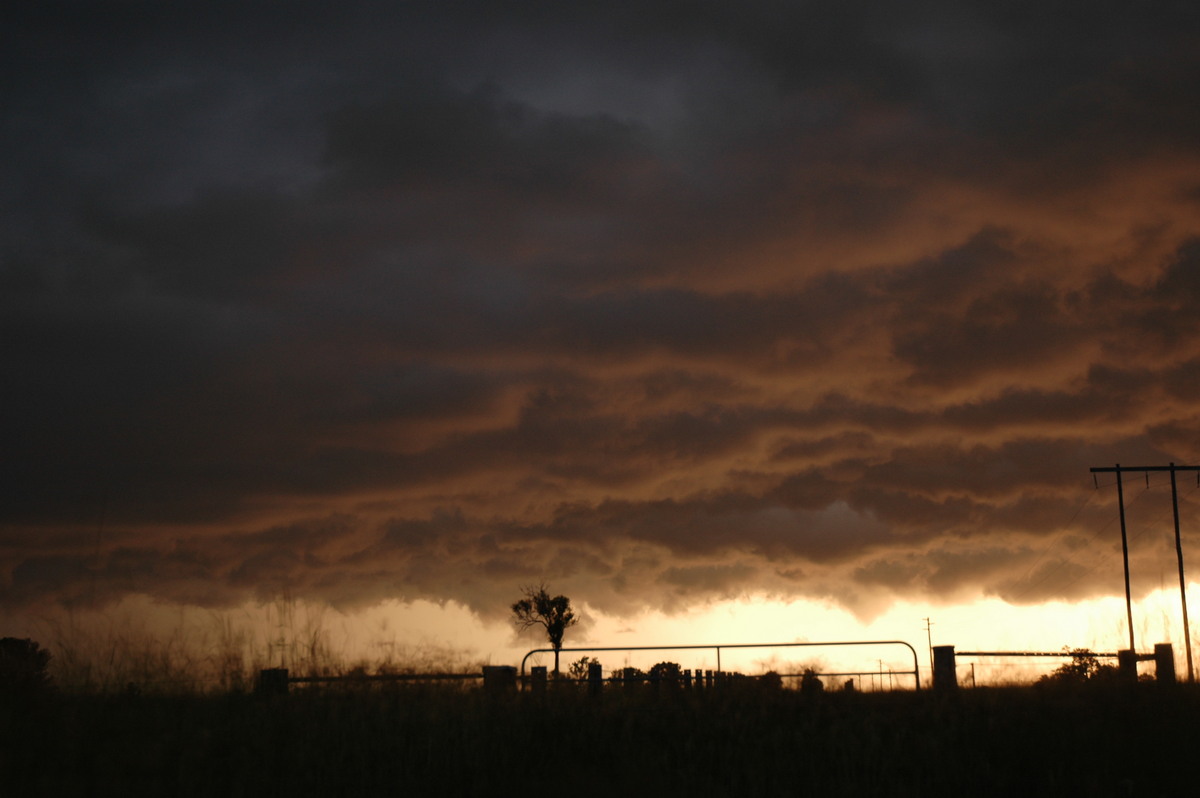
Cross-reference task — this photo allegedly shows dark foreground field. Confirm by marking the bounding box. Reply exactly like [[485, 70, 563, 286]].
[[2, 681, 1194, 797]]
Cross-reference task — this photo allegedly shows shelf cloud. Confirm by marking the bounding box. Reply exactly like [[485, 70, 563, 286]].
[[4, 1, 1200, 624]]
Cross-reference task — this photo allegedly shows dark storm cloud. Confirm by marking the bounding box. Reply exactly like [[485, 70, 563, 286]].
[[4, 1, 1200, 619], [323, 87, 653, 199]]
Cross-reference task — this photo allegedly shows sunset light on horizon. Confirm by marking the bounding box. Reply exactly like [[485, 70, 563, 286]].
[[5, 2, 1200, 686]]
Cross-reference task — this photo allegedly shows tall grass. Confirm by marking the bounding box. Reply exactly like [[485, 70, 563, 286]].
[[29, 599, 484, 694]]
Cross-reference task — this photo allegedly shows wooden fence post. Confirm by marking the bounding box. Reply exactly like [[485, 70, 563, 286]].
[[483, 665, 516, 693], [932, 646, 957, 691], [587, 662, 602, 695], [257, 668, 289, 695], [1154, 643, 1176, 684], [1118, 650, 1138, 683]]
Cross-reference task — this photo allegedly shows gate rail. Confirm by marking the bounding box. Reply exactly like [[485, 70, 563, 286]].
[[956, 651, 1119, 658], [521, 640, 921, 690]]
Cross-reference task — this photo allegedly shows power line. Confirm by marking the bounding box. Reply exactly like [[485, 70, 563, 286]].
[[1039, 482, 1200, 606]]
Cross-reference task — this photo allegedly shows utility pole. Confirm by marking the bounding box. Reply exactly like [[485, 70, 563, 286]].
[[923, 617, 934, 675], [1118, 465, 1135, 653], [1170, 464, 1194, 683], [1091, 463, 1199, 682]]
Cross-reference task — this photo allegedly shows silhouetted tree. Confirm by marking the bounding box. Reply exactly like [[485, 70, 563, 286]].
[[511, 584, 578, 674], [800, 667, 825, 695]]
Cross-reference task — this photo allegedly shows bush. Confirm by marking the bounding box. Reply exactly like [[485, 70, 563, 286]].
[[614, 666, 644, 683], [1038, 649, 1118, 686], [800, 668, 824, 695], [648, 661, 682, 682]]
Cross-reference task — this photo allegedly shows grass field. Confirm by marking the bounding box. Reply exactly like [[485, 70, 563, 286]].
[[2, 678, 1194, 797]]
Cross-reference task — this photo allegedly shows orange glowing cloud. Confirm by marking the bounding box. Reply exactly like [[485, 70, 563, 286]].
[[3, 1, 1200, 639]]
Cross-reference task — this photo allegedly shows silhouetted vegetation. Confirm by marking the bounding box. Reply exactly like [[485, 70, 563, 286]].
[[511, 584, 578, 674], [614, 665, 645, 682], [648, 660, 683, 682], [567, 656, 601, 680], [4, 678, 1199, 797], [8, 617, 1191, 795], [800, 667, 825, 695], [28, 600, 488, 694], [1037, 648, 1120, 686]]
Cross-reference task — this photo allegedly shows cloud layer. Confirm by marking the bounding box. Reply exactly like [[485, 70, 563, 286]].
[[4, 1, 1200, 621]]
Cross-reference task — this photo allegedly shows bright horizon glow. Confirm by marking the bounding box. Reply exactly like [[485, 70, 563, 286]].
[[12, 587, 1198, 688]]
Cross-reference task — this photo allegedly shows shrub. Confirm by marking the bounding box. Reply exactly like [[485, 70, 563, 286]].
[[648, 661, 682, 682], [614, 666, 645, 683], [800, 668, 824, 695], [1038, 649, 1118, 686]]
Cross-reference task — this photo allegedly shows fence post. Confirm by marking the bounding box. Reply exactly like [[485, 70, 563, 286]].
[[932, 646, 957, 691], [1154, 643, 1176, 684], [531, 666, 547, 694], [588, 662, 602, 695], [483, 665, 517, 693], [1118, 650, 1138, 683], [257, 668, 289, 695]]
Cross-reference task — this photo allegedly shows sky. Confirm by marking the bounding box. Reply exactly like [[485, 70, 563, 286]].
[[4, 1, 1200, 678]]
